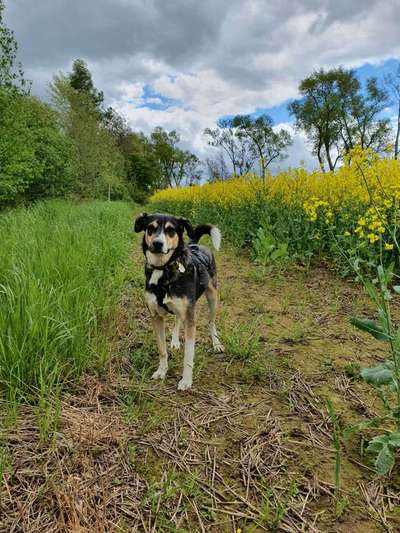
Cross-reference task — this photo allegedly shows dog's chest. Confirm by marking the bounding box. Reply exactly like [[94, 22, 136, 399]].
[[145, 289, 186, 317], [145, 267, 187, 317]]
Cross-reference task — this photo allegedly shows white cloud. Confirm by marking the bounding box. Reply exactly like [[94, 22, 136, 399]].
[[6, 0, 400, 169]]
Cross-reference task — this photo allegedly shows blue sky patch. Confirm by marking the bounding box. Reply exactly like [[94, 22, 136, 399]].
[[218, 59, 399, 126], [136, 83, 182, 111]]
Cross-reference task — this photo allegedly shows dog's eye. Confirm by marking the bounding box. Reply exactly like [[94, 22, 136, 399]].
[[166, 227, 176, 237], [147, 226, 155, 236]]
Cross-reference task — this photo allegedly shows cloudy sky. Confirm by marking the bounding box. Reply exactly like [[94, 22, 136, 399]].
[[5, 0, 400, 169]]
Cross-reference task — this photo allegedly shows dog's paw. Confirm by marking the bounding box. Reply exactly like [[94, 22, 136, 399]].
[[151, 367, 167, 380], [177, 377, 192, 391], [213, 341, 225, 353], [170, 337, 181, 350]]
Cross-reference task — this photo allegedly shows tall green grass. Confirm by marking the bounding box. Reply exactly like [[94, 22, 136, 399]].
[[0, 200, 133, 405]]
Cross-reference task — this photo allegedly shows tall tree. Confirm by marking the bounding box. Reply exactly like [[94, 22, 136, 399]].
[[232, 114, 292, 181], [68, 58, 104, 108], [205, 152, 230, 182], [289, 68, 390, 171], [49, 75, 126, 199], [0, 90, 74, 205], [385, 64, 400, 159], [204, 118, 254, 176], [150, 127, 200, 187], [0, 0, 29, 92]]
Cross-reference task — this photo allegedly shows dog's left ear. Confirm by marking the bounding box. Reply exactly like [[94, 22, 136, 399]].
[[134, 212, 149, 232], [178, 217, 194, 238]]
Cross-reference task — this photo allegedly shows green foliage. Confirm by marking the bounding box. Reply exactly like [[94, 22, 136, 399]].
[[68, 58, 104, 108], [0, 200, 133, 404], [288, 67, 390, 171], [49, 75, 128, 199], [232, 114, 292, 180], [150, 127, 201, 187], [366, 433, 400, 475], [350, 265, 400, 475], [360, 362, 395, 387], [0, 0, 29, 93], [0, 88, 75, 206], [252, 225, 289, 266], [350, 318, 391, 342], [204, 118, 255, 176]]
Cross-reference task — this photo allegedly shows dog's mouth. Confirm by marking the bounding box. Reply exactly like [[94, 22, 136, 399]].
[[149, 247, 171, 255]]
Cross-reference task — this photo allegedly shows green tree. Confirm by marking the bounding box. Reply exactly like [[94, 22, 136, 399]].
[[0, 0, 29, 93], [0, 89, 74, 205], [150, 127, 200, 187], [50, 75, 126, 199], [204, 118, 255, 176], [289, 68, 390, 171], [68, 58, 103, 108], [231, 114, 292, 181]]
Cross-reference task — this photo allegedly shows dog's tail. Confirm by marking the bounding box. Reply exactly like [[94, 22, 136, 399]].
[[189, 224, 221, 250]]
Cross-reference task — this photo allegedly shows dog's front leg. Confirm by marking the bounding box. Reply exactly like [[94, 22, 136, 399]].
[[178, 307, 196, 391], [151, 315, 168, 380], [171, 317, 181, 350]]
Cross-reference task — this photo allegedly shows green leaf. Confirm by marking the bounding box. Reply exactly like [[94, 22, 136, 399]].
[[360, 362, 395, 386], [351, 318, 391, 342], [375, 444, 395, 475], [388, 432, 400, 448], [367, 434, 387, 453], [393, 286, 400, 295]]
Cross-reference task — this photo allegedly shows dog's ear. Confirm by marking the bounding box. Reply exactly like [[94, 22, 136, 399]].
[[178, 217, 194, 239], [134, 212, 149, 232]]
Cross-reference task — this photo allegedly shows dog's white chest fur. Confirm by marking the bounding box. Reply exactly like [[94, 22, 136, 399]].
[[149, 269, 163, 285]]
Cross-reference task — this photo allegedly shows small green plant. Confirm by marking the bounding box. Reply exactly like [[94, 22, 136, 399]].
[[351, 264, 400, 475], [257, 480, 298, 530], [223, 323, 260, 361], [252, 226, 289, 267]]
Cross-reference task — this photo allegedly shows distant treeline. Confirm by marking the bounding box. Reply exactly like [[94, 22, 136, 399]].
[[0, 3, 202, 207], [1, 0, 400, 208]]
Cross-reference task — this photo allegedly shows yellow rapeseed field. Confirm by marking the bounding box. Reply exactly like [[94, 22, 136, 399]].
[[150, 148, 400, 270]]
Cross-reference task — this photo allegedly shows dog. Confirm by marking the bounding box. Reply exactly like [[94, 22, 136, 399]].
[[134, 212, 224, 390]]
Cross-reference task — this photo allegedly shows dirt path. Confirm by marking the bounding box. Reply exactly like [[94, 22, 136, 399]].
[[1, 238, 399, 532]]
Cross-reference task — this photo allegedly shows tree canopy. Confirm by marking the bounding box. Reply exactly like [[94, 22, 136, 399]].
[[288, 67, 391, 171]]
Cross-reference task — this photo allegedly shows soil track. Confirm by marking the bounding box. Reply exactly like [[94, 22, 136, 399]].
[[1, 237, 399, 532]]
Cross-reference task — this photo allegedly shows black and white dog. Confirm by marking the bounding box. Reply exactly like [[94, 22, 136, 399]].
[[134, 212, 224, 390]]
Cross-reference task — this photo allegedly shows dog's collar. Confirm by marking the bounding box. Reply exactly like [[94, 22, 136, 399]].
[[146, 258, 186, 273]]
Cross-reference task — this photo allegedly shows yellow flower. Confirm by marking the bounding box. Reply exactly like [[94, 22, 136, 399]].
[[357, 217, 366, 227], [368, 233, 379, 243], [384, 243, 394, 251]]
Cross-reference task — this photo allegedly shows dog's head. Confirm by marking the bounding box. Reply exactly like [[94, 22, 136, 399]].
[[134, 212, 193, 267]]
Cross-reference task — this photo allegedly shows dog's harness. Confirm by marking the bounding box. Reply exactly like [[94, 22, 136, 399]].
[[146, 256, 186, 314]]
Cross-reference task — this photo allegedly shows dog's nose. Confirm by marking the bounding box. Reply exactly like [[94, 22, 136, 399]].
[[152, 240, 164, 251]]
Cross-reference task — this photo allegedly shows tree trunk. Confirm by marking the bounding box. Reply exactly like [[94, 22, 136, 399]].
[[324, 142, 334, 171], [317, 141, 325, 172]]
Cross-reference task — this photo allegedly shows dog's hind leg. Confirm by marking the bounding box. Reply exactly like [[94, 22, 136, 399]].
[[205, 281, 225, 353], [171, 317, 181, 350], [151, 315, 168, 380], [178, 307, 196, 391]]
